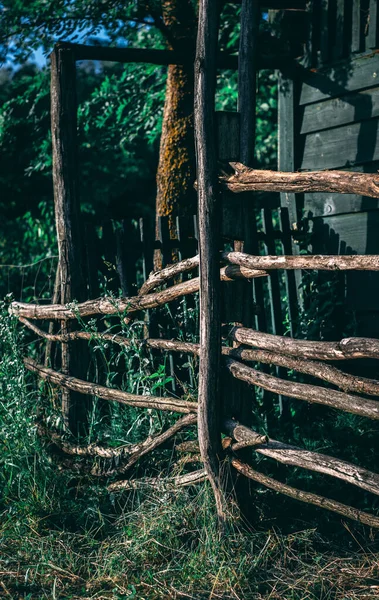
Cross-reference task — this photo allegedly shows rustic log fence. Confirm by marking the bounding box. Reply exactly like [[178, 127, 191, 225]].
[[8, 0, 379, 530], [11, 236, 379, 527]]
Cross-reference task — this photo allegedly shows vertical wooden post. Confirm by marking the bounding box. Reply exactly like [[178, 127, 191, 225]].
[[238, 1, 262, 334], [368, 0, 379, 50], [51, 43, 87, 433], [278, 73, 300, 335], [238, 1, 272, 430], [239, 0, 260, 168], [194, 0, 225, 522]]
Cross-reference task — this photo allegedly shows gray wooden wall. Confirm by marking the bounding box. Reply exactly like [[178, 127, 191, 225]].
[[279, 0, 379, 338]]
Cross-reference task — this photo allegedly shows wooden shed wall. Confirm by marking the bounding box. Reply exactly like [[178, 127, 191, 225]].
[[280, 0, 379, 338]]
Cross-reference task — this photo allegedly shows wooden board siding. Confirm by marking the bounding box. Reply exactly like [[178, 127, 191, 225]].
[[301, 117, 379, 170], [299, 52, 379, 105], [279, 0, 379, 337], [300, 87, 379, 134]]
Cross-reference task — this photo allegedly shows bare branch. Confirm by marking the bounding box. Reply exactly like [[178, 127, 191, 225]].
[[225, 357, 379, 421], [139, 255, 199, 295], [107, 469, 207, 492], [24, 357, 197, 414], [10, 265, 266, 321], [226, 325, 379, 361], [221, 165, 379, 198], [223, 250, 379, 271], [226, 419, 379, 497], [21, 322, 379, 397], [39, 415, 196, 469]]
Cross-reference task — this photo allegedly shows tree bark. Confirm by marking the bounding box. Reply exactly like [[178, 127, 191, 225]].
[[154, 0, 197, 259], [221, 164, 379, 198], [225, 358, 379, 421], [231, 458, 379, 528]]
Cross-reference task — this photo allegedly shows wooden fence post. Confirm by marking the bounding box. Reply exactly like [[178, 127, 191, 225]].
[[194, 0, 226, 522], [51, 43, 88, 433]]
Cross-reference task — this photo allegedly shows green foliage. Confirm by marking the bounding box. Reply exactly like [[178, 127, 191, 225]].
[[0, 0, 166, 63]]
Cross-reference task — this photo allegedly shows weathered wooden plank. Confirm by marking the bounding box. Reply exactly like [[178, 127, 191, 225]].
[[367, 0, 379, 49], [101, 220, 119, 294], [303, 192, 379, 217], [301, 117, 379, 170], [50, 44, 88, 432], [216, 111, 240, 162], [278, 73, 301, 331], [263, 210, 285, 336], [66, 39, 292, 71], [300, 87, 379, 134], [333, 0, 346, 60], [194, 0, 225, 521], [117, 220, 138, 297], [299, 53, 379, 105], [84, 222, 100, 299], [303, 0, 316, 68], [351, 0, 361, 53], [239, 0, 260, 166], [319, 0, 330, 64], [309, 211, 379, 315]]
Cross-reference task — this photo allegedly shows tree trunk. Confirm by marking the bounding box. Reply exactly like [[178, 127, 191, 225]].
[[154, 0, 197, 266]]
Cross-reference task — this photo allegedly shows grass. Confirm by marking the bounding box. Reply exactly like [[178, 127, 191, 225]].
[[2, 304, 379, 599], [2, 486, 379, 599]]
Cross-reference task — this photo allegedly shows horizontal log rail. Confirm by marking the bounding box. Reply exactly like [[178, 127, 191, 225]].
[[225, 358, 379, 421], [225, 420, 379, 497], [223, 251, 379, 271], [139, 255, 200, 296], [24, 357, 197, 414], [10, 265, 265, 321], [220, 164, 379, 198], [56, 41, 291, 70], [39, 415, 196, 469], [229, 347, 379, 396], [231, 459, 379, 529], [20, 321, 379, 397], [226, 326, 379, 361], [42, 407, 379, 498], [108, 469, 207, 492]]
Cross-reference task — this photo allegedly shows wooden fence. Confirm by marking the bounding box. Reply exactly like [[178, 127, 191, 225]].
[[8, 0, 379, 530]]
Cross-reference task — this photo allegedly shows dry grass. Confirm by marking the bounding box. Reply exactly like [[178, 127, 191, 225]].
[[2, 483, 379, 600]]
